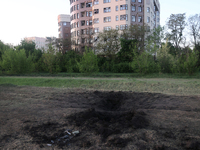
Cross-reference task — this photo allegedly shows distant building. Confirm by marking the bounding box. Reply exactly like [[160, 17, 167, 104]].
[[25, 37, 48, 51], [58, 14, 71, 52], [58, 14, 71, 39]]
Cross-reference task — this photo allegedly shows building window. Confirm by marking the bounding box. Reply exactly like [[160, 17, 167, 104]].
[[116, 6, 118, 11], [147, 17, 150, 23], [104, 0, 110, 3], [82, 38, 85, 44], [116, 25, 119, 30], [81, 3, 84, 8], [81, 12, 85, 17], [138, 0, 142, 3], [94, 18, 99, 24], [132, 5, 136, 11], [120, 4, 128, 10], [77, 22, 79, 27], [138, 6, 142, 12], [147, 7, 150, 13], [157, 18, 160, 22], [104, 16, 111, 22], [81, 29, 86, 35], [157, 11, 159, 16], [94, 9, 99, 14], [63, 22, 67, 26], [104, 26, 111, 31], [86, 20, 89, 25], [132, 0, 136, 2], [120, 24, 128, 30], [138, 16, 142, 22], [86, 2, 92, 7], [81, 20, 85, 26], [77, 13, 79, 18], [77, 4, 79, 10], [74, 22, 76, 28], [94, 0, 99, 5], [120, 14, 128, 21], [89, 20, 92, 25], [116, 16, 118, 21], [104, 7, 111, 13], [94, 28, 99, 33], [132, 15, 136, 22], [89, 11, 92, 17], [74, 14, 76, 19], [77, 30, 80, 36]]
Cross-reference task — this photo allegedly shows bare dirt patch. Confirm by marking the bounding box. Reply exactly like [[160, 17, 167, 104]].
[[0, 84, 200, 150]]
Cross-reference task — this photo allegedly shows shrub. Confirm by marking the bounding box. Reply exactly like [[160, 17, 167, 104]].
[[77, 47, 99, 73]]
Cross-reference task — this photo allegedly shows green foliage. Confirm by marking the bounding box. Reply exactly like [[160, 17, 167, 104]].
[[131, 51, 159, 74], [42, 44, 61, 73], [117, 38, 137, 62], [172, 52, 199, 75], [157, 42, 175, 73], [0, 49, 34, 74], [77, 47, 99, 73], [111, 62, 132, 73], [15, 40, 36, 57], [64, 50, 81, 73]]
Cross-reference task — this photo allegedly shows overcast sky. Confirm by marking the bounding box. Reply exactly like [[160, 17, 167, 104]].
[[0, 0, 199, 45]]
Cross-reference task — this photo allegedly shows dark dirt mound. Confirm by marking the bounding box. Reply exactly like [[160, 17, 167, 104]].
[[1, 86, 200, 149], [23, 91, 148, 149], [94, 91, 126, 111], [66, 108, 148, 139]]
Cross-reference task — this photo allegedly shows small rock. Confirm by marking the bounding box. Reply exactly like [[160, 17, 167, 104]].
[[72, 130, 79, 135], [61, 135, 69, 139], [47, 144, 52, 146]]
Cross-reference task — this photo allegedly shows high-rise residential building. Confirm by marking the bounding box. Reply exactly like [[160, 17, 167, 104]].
[[70, 0, 160, 52], [58, 14, 71, 39], [58, 14, 71, 53]]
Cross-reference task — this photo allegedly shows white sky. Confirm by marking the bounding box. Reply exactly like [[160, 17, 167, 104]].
[[0, 0, 199, 45]]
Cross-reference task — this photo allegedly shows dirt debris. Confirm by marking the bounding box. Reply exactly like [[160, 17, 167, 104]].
[[0, 85, 200, 149]]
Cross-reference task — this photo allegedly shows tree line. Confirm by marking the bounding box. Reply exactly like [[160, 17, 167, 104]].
[[0, 13, 200, 75]]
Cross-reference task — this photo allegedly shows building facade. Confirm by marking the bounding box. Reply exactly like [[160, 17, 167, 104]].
[[58, 14, 71, 39], [70, 0, 160, 52], [25, 37, 48, 50], [58, 14, 71, 53]]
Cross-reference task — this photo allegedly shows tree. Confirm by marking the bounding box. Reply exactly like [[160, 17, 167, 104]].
[[121, 25, 149, 54], [157, 41, 175, 73], [42, 44, 61, 73], [94, 29, 120, 59], [77, 47, 99, 73], [15, 40, 36, 57], [0, 49, 34, 74], [166, 13, 187, 50], [188, 14, 200, 47], [53, 37, 71, 55]]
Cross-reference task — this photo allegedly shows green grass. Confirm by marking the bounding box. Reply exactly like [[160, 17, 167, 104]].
[[0, 76, 200, 96], [1, 72, 200, 79]]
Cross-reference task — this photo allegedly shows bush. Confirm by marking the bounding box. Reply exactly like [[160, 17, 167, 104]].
[[157, 42, 175, 73], [111, 62, 132, 73], [0, 49, 34, 74], [77, 47, 99, 73]]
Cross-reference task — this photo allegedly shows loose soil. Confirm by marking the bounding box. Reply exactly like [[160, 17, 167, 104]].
[[0, 84, 200, 150]]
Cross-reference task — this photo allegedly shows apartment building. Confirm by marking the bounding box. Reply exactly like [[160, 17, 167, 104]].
[[25, 37, 48, 50], [70, 0, 160, 52], [58, 14, 71, 39]]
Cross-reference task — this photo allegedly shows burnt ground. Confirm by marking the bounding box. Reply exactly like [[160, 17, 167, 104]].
[[0, 84, 200, 150]]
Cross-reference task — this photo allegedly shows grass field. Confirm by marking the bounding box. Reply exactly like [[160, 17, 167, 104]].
[[0, 76, 200, 96]]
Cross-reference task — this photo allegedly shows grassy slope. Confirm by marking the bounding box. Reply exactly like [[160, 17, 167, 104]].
[[0, 76, 200, 96]]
